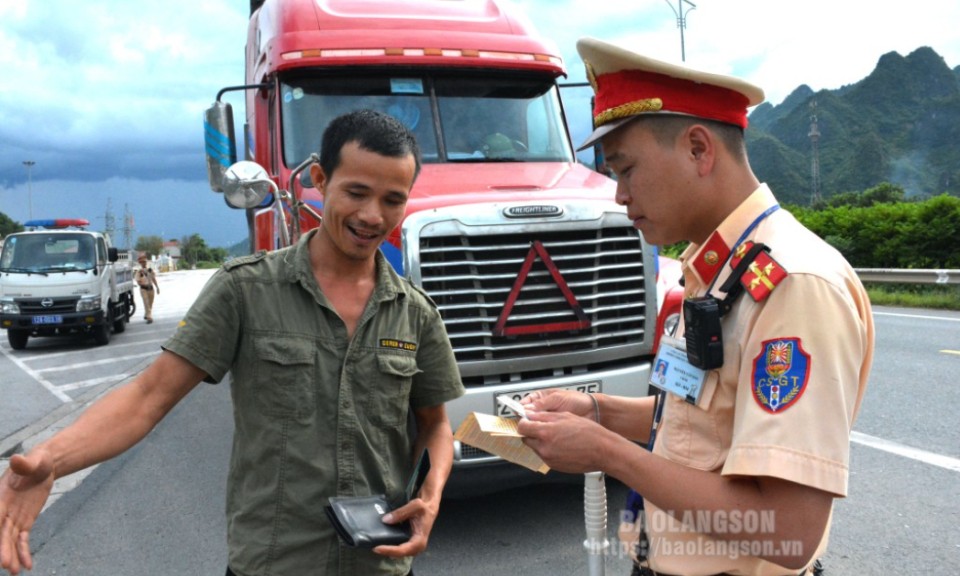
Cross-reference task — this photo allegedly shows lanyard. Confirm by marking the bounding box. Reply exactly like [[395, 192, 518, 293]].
[[646, 202, 780, 451]]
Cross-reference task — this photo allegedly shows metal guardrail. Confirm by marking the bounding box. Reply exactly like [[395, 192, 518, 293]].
[[855, 269, 960, 285]]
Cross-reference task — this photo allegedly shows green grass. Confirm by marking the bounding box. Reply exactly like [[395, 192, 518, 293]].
[[194, 260, 224, 270], [864, 283, 960, 311]]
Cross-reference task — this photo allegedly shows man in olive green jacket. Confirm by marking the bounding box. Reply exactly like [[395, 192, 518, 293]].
[[0, 110, 464, 576]]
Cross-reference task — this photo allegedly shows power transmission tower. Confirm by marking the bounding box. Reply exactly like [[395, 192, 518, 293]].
[[808, 100, 822, 205], [122, 204, 135, 252], [103, 198, 116, 238]]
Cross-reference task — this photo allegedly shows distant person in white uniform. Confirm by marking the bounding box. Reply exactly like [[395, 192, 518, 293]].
[[135, 254, 160, 323]]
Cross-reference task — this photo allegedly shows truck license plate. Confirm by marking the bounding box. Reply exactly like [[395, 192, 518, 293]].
[[494, 381, 601, 417], [32, 315, 63, 325]]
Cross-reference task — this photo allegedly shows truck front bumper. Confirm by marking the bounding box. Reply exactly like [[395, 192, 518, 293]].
[[1, 310, 107, 336]]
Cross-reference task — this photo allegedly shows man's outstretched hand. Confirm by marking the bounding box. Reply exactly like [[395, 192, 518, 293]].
[[0, 450, 56, 575]]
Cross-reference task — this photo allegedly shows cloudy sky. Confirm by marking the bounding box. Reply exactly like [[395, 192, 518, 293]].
[[2, 0, 959, 248]]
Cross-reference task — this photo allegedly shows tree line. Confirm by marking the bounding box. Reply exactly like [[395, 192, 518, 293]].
[[656, 182, 960, 270], [135, 233, 228, 269], [789, 183, 959, 269], [0, 213, 23, 238]]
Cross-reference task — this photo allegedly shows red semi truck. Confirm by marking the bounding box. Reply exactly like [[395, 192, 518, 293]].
[[203, 0, 663, 490]]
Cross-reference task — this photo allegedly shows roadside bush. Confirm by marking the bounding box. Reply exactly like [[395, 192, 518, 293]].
[[789, 193, 960, 268]]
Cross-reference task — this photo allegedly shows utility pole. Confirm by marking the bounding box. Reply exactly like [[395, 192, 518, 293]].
[[808, 100, 822, 206], [22, 161, 35, 220], [664, 0, 697, 61]]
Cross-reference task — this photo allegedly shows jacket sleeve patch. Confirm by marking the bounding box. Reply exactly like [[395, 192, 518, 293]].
[[751, 337, 810, 414]]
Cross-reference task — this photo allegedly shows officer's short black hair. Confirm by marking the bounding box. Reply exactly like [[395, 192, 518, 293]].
[[640, 115, 748, 164], [319, 109, 422, 182]]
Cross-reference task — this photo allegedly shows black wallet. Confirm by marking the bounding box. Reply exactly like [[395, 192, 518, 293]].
[[324, 449, 431, 548]]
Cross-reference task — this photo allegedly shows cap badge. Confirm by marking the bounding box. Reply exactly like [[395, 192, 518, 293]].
[[586, 61, 599, 92]]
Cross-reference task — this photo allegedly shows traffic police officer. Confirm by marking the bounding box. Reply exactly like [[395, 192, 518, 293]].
[[519, 38, 874, 576]]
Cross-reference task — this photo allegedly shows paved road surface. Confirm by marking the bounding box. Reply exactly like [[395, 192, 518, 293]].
[[1, 271, 958, 574]]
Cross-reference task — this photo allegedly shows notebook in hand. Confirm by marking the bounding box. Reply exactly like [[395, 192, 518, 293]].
[[324, 449, 431, 548]]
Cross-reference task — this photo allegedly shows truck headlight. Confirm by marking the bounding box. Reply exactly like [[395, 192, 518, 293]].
[[76, 296, 102, 312], [0, 299, 19, 315]]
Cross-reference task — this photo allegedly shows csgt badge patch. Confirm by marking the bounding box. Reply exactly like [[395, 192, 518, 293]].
[[751, 338, 809, 414]]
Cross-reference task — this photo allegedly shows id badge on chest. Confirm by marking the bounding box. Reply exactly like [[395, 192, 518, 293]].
[[648, 335, 709, 405]]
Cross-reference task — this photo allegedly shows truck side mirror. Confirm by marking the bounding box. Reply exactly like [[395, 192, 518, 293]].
[[204, 100, 238, 193], [222, 161, 277, 209], [107, 247, 119, 263]]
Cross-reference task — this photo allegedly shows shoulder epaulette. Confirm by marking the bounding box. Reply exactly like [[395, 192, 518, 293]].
[[223, 250, 269, 272], [729, 241, 788, 302], [407, 282, 439, 309]]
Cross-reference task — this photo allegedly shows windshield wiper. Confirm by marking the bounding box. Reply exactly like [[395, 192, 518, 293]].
[[0, 267, 49, 276], [45, 266, 89, 273]]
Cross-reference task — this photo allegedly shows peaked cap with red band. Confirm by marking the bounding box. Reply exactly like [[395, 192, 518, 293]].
[[576, 37, 765, 150]]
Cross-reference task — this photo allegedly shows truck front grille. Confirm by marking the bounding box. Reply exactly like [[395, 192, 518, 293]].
[[406, 204, 653, 387], [17, 297, 79, 314]]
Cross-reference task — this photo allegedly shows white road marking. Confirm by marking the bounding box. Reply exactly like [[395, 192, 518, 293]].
[[873, 311, 960, 322], [20, 337, 168, 362], [0, 344, 72, 402], [57, 372, 138, 392], [35, 351, 157, 374], [852, 431, 960, 473], [1, 269, 214, 402]]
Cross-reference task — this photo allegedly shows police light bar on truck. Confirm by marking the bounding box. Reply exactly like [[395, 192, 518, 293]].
[[24, 219, 90, 229]]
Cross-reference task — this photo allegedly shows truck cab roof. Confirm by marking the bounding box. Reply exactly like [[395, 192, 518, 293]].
[[250, 0, 566, 82]]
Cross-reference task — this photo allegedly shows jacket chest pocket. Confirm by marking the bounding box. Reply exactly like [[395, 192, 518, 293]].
[[253, 337, 317, 416], [368, 353, 421, 428], [660, 370, 728, 469]]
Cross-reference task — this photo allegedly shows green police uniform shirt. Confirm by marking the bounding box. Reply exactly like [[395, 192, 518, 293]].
[[162, 229, 464, 575]]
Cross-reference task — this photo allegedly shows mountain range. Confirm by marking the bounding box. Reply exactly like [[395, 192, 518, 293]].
[[746, 46, 960, 205]]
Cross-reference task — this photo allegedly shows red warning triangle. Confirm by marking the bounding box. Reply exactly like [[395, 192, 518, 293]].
[[493, 240, 591, 337]]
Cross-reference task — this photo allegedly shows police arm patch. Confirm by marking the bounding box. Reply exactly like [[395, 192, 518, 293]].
[[751, 337, 810, 414]]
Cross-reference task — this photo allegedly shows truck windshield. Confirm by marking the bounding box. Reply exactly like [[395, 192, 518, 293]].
[[0, 233, 97, 273], [280, 71, 575, 168]]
